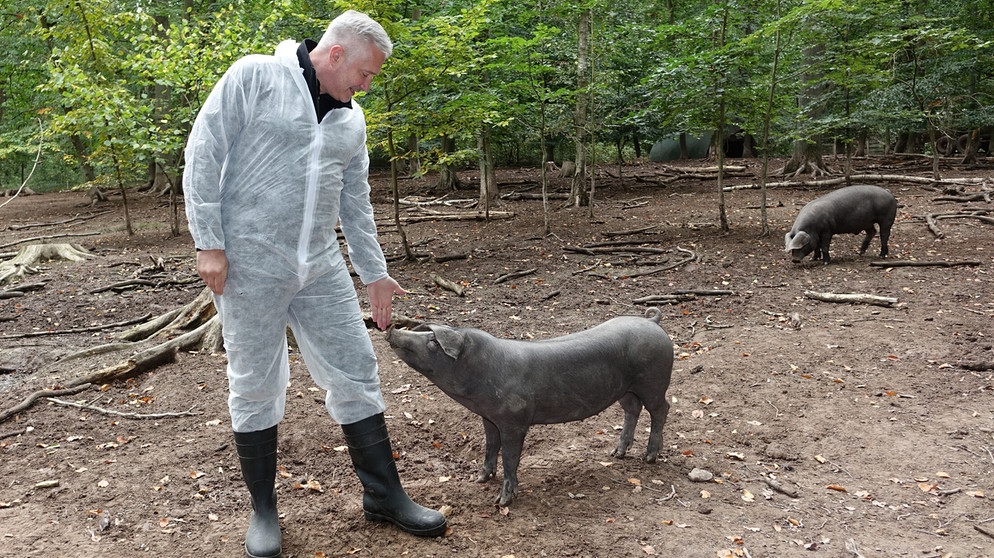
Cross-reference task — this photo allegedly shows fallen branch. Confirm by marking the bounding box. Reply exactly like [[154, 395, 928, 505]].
[[0, 313, 151, 340], [376, 211, 515, 225], [605, 247, 696, 280], [0, 383, 92, 424], [0, 281, 47, 299], [869, 260, 981, 268], [976, 525, 994, 541], [632, 294, 696, 305], [603, 225, 660, 238], [433, 274, 465, 296], [565, 245, 669, 256], [763, 476, 800, 499], [723, 174, 988, 191], [803, 290, 897, 308], [494, 268, 537, 285], [433, 252, 469, 263], [8, 210, 113, 231], [0, 232, 100, 251], [45, 398, 201, 420]]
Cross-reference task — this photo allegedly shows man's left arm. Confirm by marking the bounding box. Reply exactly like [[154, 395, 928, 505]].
[[339, 135, 405, 329]]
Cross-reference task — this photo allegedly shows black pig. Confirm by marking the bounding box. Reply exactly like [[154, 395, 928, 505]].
[[385, 308, 673, 506], [784, 184, 897, 264]]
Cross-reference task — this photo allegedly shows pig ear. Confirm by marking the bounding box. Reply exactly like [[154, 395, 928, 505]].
[[786, 231, 809, 251], [428, 325, 464, 360]]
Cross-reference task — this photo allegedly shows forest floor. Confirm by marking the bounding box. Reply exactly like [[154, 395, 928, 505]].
[[0, 156, 992, 558]]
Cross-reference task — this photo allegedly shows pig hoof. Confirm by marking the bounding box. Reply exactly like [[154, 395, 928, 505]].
[[476, 471, 494, 483]]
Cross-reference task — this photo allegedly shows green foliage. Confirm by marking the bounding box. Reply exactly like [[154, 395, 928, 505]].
[[1, 0, 991, 195]]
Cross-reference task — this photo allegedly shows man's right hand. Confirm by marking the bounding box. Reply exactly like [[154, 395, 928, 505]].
[[196, 249, 228, 295]]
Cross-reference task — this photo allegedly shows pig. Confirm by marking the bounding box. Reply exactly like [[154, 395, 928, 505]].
[[784, 184, 897, 264], [385, 308, 673, 506]]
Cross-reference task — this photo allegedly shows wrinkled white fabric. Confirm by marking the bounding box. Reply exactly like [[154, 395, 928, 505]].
[[184, 40, 387, 432]]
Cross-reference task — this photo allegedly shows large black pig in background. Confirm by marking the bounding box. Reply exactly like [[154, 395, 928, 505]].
[[785, 185, 898, 264]]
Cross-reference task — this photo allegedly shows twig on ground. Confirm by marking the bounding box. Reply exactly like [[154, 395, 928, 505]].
[[869, 260, 980, 268], [0, 313, 152, 339], [45, 398, 200, 419], [494, 268, 537, 284], [0, 384, 92, 424]]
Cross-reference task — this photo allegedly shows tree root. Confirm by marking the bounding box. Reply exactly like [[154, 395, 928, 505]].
[[0, 384, 92, 424], [0, 243, 93, 284]]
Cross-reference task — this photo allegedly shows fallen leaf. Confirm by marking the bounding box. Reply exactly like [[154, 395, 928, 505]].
[[438, 476, 451, 482], [827, 484, 847, 492], [741, 489, 755, 502], [965, 490, 985, 498], [189, 470, 205, 479], [628, 478, 642, 486], [294, 480, 323, 493], [390, 384, 411, 394], [692, 409, 705, 419], [918, 482, 937, 493], [935, 471, 950, 478], [726, 451, 745, 461], [642, 544, 656, 555], [814, 455, 826, 464], [701, 489, 711, 499]]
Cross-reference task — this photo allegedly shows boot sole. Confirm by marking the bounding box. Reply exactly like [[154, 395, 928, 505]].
[[364, 510, 447, 538]]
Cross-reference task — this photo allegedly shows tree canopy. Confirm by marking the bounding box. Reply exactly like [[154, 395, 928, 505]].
[[1, 0, 990, 198]]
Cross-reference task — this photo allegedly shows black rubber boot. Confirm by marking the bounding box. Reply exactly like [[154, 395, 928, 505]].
[[233, 426, 282, 558], [341, 413, 447, 537]]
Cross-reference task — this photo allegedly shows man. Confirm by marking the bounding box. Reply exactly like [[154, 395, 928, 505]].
[[183, 10, 446, 558]]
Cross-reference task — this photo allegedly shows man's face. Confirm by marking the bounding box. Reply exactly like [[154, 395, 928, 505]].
[[321, 43, 386, 103]]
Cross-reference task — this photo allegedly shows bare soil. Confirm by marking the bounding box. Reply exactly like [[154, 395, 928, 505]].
[[1, 158, 992, 558]]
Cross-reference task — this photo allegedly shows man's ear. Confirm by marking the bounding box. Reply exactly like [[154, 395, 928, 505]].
[[328, 44, 345, 66]]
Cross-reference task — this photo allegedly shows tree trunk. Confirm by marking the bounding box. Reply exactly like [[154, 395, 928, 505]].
[[570, 9, 591, 207], [478, 125, 497, 216], [436, 135, 460, 192]]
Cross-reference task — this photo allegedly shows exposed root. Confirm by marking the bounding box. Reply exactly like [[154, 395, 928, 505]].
[[0, 244, 93, 284]]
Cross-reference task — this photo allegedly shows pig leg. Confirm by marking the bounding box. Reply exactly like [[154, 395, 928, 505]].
[[818, 234, 833, 264], [643, 397, 671, 462], [496, 425, 529, 506], [878, 222, 891, 257], [610, 393, 643, 459], [858, 225, 877, 255], [476, 418, 501, 483]]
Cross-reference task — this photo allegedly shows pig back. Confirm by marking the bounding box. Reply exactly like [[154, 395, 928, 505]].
[[478, 316, 674, 424]]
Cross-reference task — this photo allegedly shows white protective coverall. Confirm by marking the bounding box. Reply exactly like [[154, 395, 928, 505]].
[[183, 40, 388, 433]]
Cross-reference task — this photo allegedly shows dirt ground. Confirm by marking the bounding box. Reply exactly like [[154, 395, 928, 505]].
[[1, 157, 992, 558]]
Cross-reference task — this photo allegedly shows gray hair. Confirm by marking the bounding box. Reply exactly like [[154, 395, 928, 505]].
[[319, 10, 393, 59]]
